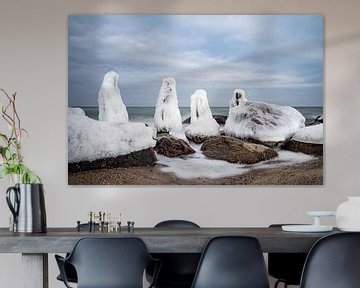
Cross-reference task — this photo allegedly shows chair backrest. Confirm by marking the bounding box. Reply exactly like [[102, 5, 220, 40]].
[[155, 220, 200, 228], [191, 236, 270, 288], [268, 224, 308, 285], [67, 237, 154, 288], [300, 232, 360, 288], [151, 220, 201, 286]]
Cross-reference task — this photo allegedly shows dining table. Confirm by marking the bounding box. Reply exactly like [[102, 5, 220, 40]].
[[0, 226, 339, 288]]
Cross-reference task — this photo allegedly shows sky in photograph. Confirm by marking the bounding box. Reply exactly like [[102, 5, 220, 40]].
[[68, 15, 323, 107]]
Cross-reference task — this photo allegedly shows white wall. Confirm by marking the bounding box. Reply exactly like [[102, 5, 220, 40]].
[[1, 0, 360, 287]]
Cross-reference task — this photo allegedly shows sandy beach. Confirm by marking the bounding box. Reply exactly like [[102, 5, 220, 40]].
[[68, 156, 323, 185]]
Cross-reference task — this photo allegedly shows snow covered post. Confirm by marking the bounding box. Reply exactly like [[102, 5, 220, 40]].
[[229, 88, 248, 109], [154, 77, 182, 133], [98, 71, 129, 122], [189, 89, 214, 123], [185, 89, 219, 143]]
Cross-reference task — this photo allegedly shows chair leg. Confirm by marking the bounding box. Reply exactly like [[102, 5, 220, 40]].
[[274, 280, 289, 288]]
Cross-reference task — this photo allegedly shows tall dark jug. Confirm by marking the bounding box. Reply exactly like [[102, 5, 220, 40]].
[[6, 183, 47, 233]]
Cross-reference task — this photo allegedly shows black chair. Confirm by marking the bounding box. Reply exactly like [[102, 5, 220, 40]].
[[147, 220, 201, 288], [300, 232, 360, 288], [56, 262, 77, 284], [56, 223, 99, 284], [55, 237, 160, 288], [191, 236, 270, 288], [268, 224, 308, 288], [154, 220, 200, 229]]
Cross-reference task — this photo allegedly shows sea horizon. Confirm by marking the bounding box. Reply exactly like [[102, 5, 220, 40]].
[[74, 105, 323, 123], [73, 105, 324, 108]]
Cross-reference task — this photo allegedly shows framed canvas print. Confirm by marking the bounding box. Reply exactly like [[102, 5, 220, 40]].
[[68, 15, 323, 185]]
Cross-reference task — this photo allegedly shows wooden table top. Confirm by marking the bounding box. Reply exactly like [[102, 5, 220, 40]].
[[0, 227, 339, 253]]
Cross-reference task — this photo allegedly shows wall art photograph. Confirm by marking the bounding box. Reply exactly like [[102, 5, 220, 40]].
[[68, 15, 323, 185]]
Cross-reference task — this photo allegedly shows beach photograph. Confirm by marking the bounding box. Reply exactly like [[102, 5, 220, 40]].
[[68, 15, 323, 185]]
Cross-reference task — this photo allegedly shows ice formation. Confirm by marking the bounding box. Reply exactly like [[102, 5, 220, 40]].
[[98, 71, 129, 122], [68, 108, 155, 163], [154, 78, 182, 133], [224, 89, 305, 142], [292, 124, 323, 144], [229, 89, 248, 109], [185, 89, 220, 138], [68, 107, 86, 117]]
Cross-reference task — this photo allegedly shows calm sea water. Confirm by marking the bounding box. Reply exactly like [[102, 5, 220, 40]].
[[81, 106, 323, 124]]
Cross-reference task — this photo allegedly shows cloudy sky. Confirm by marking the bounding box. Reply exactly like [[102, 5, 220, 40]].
[[68, 15, 323, 107]]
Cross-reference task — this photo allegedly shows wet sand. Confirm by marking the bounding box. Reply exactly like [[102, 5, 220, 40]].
[[68, 157, 323, 185]]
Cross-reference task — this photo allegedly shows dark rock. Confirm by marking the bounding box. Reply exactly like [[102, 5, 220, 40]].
[[156, 128, 171, 133], [156, 132, 170, 138], [305, 115, 323, 126], [201, 136, 278, 164], [316, 115, 323, 123], [155, 136, 195, 158], [182, 114, 228, 125], [213, 115, 228, 125], [238, 137, 285, 148], [283, 140, 323, 156], [182, 117, 191, 124], [185, 134, 208, 144], [68, 148, 157, 173]]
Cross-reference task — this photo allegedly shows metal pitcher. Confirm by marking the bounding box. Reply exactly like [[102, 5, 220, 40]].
[[6, 183, 47, 233]]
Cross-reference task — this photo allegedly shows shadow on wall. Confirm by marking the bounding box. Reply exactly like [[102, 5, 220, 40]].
[[327, 31, 360, 46]]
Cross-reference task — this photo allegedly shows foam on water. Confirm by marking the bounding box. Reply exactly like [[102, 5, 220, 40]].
[[157, 150, 250, 179], [156, 145, 315, 179]]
